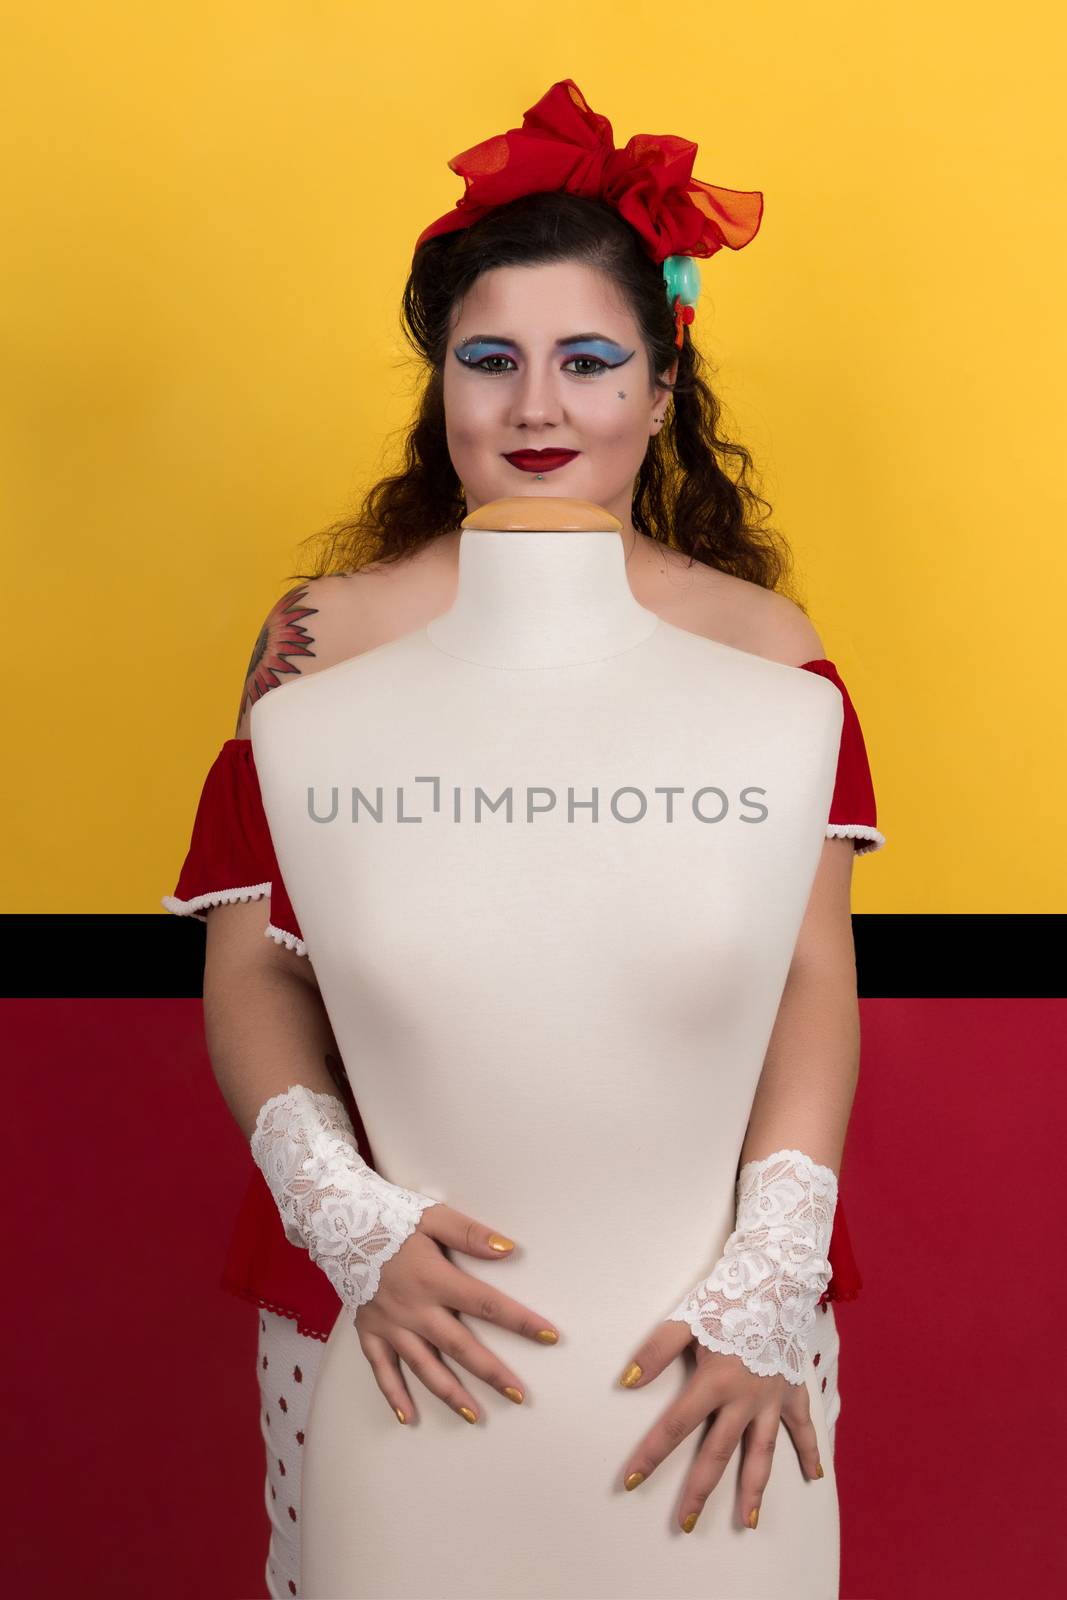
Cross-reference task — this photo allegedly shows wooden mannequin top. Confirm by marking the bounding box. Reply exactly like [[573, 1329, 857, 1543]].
[[461, 496, 622, 532]]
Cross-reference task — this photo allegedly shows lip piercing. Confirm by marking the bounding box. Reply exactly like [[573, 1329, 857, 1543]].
[[525, 400, 671, 480]]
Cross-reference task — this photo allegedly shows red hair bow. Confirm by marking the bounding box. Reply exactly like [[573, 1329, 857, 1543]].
[[414, 79, 764, 269]]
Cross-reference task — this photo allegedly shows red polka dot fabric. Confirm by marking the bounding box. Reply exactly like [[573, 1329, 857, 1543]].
[[257, 1308, 329, 1598], [808, 1299, 841, 1452]]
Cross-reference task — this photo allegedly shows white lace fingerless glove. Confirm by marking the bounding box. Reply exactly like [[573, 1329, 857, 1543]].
[[667, 1148, 838, 1385], [249, 1084, 442, 1313]]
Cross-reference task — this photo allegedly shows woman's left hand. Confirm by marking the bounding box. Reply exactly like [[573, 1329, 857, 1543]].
[[616, 1319, 824, 1533]]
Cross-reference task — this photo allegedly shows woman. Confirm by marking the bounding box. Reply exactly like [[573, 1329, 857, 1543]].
[[165, 80, 882, 1599]]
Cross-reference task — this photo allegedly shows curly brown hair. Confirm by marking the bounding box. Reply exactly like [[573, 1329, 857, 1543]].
[[289, 190, 803, 606]]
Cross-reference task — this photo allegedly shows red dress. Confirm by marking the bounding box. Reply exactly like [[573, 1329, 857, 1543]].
[[164, 658, 883, 1341]]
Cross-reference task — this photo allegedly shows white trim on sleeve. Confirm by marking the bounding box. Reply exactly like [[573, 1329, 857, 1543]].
[[161, 883, 272, 922], [162, 884, 308, 956], [265, 923, 309, 959], [826, 824, 886, 855]]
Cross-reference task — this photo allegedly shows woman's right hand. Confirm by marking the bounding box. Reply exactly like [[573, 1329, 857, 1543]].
[[354, 1203, 560, 1425]]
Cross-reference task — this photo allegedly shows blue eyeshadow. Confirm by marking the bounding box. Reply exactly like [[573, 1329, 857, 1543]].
[[455, 338, 634, 364]]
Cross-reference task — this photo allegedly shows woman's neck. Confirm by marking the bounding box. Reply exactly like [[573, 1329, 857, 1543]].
[[424, 529, 660, 669]]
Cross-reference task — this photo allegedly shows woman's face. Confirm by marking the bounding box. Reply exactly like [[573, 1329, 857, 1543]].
[[442, 260, 677, 527]]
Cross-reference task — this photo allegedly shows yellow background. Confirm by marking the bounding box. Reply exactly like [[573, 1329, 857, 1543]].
[[4, 3, 1063, 913]]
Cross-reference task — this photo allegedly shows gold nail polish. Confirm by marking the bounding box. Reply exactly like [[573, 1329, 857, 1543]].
[[489, 1234, 515, 1252], [619, 1362, 642, 1387], [815, 1462, 825, 1479], [682, 1513, 698, 1533], [458, 1406, 477, 1424], [536, 1328, 558, 1344], [394, 1407, 406, 1424], [747, 1506, 759, 1530], [503, 1387, 524, 1404], [624, 1471, 645, 1491]]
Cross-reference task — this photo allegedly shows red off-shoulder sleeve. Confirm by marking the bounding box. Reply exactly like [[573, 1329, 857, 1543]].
[[798, 659, 885, 856], [161, 738, 306, 956]]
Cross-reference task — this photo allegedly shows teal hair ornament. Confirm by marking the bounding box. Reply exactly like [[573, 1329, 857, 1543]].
[[663, 255, 701, 350]]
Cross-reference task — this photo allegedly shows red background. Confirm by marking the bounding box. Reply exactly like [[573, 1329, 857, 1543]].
[[7, 996, 1064, 1598]]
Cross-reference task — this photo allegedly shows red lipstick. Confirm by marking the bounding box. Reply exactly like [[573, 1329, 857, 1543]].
[[503, 449, 580, 473]]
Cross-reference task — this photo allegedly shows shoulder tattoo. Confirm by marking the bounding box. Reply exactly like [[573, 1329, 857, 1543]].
[[235, 584, 319, 734]]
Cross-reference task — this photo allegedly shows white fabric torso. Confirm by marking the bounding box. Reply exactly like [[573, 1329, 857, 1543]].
[[251, 528, 843, 1598]]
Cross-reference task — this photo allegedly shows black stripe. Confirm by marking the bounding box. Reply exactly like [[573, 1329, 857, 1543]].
[[4, 915, 1062, 998]]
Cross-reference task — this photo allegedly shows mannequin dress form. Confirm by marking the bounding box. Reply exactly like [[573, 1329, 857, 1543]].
[[249, 498, 845, 1599]]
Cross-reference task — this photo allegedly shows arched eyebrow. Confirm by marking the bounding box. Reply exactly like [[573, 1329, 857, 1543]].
[[455, 333, 628, 350]]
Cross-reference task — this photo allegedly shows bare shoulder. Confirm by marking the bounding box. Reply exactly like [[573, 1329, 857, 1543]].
[[733, 582, 825, 667], [232, 573, 366, 739], [330, 534, 461, 653], [646, 547, 824, 667]]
